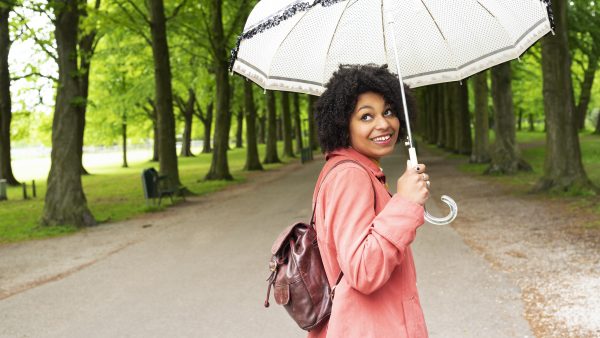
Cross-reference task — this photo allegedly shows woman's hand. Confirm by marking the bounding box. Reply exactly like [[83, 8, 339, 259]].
[[396, 161, 430, 206]]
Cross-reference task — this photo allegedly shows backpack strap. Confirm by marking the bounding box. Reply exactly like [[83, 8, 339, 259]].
[[310, 158, 378, 294]]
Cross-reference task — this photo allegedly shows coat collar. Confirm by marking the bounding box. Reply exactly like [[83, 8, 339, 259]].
[[326, 147, 386, 180]]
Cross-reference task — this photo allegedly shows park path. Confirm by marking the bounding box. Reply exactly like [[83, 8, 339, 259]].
[[0, 148, 533, 338]]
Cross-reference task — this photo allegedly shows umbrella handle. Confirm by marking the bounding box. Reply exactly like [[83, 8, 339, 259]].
[[425, 195, 458, 225], [407, 145, 458, 225]]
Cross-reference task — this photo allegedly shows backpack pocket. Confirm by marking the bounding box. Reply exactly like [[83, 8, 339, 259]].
[[274, 283, 290, 305]]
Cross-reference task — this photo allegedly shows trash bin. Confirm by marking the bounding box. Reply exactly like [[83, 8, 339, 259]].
[[141, 168, 159, 203], [0, 179, 6, 201], [300, 147, 313, 164]]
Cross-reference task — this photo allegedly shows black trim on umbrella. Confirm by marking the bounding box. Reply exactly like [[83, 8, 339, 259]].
[[229, 0, 347, 73], [541, 0, 555, 31]]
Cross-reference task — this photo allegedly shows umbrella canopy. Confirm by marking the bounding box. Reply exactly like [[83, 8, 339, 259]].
[[230, 0, 553, 95]]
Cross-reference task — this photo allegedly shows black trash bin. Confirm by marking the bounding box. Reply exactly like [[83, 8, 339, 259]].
[[141, 168, 159, 204]]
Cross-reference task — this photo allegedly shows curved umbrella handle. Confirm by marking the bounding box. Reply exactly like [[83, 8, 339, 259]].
[[424, 195, 458, 225]]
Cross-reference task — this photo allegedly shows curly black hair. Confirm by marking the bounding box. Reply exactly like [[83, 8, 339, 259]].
[[315, 64, 417, 153]]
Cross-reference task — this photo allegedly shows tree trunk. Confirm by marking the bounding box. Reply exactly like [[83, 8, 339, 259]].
[[276, 117, 283, 141], [243, 81, 262, 171], [281, 92, 294, 157], [436, 84, 446, 148], [486, 62, 531, 174], [595, 111, 600, 135], [235, 110, 243, 148], [471, 71, 490, 163], [148, 0, 181, 188], [425, 86, 438, 144], [454, 80, 472, 155], [575, 55, 598, 131], [443, 83, 456, 151], [177, 88, 195, 157], [258, 112, 265, 144], [308, 95, 318, 151], [293, 93, 303, 153], [528, 113, 535, 132], [517, 108, 523, 131], [535, 0, 594, 192], [76, 0, 100, 176], [43, 0, 95, 227], [264, 90, 281, 163], [0, 4, 18, 185], [205, 0, 232, 180], [122, 112, 128, 168], [199, 101, 213, 154], [152, 123, 159, 161], [144, 98, 159, 161]]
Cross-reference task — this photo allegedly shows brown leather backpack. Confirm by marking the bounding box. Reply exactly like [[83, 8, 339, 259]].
[[264, 159, 375, 331]]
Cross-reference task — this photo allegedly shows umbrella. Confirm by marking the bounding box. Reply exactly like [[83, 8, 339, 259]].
[[230, 0, 554, 225]]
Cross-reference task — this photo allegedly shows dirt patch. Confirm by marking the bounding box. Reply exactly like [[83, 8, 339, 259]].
[[431, 154, 600, 338]]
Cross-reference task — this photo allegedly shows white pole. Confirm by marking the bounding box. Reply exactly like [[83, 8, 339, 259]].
[[385, 12, 419, 168]]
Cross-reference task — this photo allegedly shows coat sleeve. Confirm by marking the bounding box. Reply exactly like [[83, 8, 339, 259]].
[[323, 166, 424, 295]]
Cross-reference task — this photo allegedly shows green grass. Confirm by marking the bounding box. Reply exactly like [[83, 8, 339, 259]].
[[0, 143, 293, 243], [453, 131, 600, 228]]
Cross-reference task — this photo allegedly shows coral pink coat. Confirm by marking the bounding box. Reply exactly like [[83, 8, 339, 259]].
[[308, 147, 428, 338]]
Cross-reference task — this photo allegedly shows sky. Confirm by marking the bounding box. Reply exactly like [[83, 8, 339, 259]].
[[9, 4, 57, 116]]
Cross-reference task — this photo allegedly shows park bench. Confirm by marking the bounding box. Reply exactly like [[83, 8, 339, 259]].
[[141, 168, 185, 206]]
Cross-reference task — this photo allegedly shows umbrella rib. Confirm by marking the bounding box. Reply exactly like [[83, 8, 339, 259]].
[[266, 2, 316, 85], [380, 0, 387, 68], [419, 0, 459, 74], [321, 0, 353, 87], [475, 0, 518, 57]]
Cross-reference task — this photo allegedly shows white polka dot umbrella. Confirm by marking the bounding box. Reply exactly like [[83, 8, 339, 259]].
[[230, 0, 554, 224]]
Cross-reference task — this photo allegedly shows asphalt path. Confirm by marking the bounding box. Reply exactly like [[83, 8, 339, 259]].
[[0, 148, 532, 338]]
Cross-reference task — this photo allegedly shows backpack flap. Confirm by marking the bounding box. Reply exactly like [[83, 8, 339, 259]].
[[274, 284, 290, 305], [271, 222, 308, 255]]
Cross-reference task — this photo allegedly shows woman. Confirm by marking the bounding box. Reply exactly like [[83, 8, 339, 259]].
[[309, 65, 430, 338]]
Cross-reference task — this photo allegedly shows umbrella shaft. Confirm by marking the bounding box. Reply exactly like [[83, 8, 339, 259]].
[[386, 10, 417, 167]]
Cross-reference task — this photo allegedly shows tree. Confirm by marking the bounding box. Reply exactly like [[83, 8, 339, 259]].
[[263, 90, 280, 164], [243, 80, 262, 170], [147, 0, 181, 188], [195, 100, 213, 154], [443, 83, 456, 151], [471, 71, 490, 163], [111, 0, 183, 187], [174, 88, 196, 157], [569, 0, 600, 130], [281, 91, 294, 157], [0, 1, 19, 185], [453, 80, 472, 155], [235, 110, 243, 148], [292, 93, 303, 154], [202, 0, 250, 180], [486, 62, 531, 174], [77, 0, 102, 175], [42, 0, 95, 227], [141, 98, 159, 161], [307, 94, 318, 151], [536, 0, 594, 191]]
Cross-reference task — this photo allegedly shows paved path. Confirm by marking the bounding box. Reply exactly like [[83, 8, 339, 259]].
[[0, 149, 532, 338]]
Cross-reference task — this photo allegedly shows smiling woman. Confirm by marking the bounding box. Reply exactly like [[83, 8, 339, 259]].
[[309, 64, 431, 338]]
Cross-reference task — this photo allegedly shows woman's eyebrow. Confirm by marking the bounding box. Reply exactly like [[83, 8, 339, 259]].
[[357, 105, 374, 112]]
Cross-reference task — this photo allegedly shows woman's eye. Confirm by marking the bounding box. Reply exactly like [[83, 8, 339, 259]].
[[384, 109, 393, 116], [361, 114, 373, 121]]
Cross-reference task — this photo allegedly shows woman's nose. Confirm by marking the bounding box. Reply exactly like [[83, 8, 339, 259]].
[[374, 116, 391, 129]]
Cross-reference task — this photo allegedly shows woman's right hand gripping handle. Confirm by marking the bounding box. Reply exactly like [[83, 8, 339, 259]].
[[396, 160, 430, 206]]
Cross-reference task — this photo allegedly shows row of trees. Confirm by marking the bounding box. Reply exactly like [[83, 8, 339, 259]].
[[0, 0, 598, 228]]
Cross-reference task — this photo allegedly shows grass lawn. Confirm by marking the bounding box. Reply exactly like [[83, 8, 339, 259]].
[[452, 131, 600, 227], [0, 143, 295, 243]]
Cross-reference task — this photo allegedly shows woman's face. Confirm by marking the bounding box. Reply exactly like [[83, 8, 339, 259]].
[[349, 91, 400, 161]]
